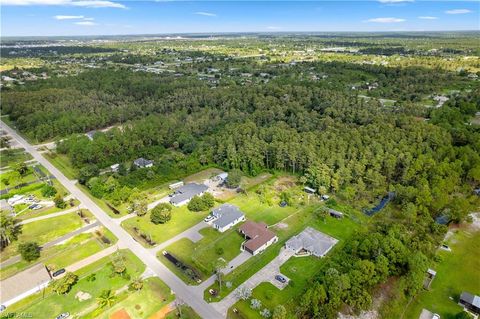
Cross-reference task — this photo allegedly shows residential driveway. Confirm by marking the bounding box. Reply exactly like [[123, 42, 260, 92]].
[[149, 221, 209, 254], [147, 195, 171, 210], [18, 206, 80, 225], [211, 248, 295, 315]]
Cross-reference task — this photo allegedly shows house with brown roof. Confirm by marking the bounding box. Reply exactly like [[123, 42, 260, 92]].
[[239, 221, 278, 255]]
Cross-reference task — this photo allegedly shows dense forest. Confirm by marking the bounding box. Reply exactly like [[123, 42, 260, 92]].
[[1, 36, 479, 318]]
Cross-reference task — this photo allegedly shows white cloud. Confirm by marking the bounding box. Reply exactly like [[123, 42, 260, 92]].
[[418, 16, 438, 20], [0, 0, 126, 9], [74, 20, 97, 25], [445, 9, 472, 14], [266, 26, 281, 30], [378, 0, 413, 3], [54, 14, 84, 19], [366, 17, 406, 23], [194, 11, 217, 17], [83, 17, 94, 20]]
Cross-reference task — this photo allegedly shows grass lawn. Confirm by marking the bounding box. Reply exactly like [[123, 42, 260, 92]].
[[158, 227, 245, 283], [0, 148, 32, 169], [165, 305, 202, 319], [122, 206, 209, 246], [184, 167, 224, 183], [44, 152, 78, 180], [205, 204, 363, 302], [2, 250, 146, 319], [0, 168, 39, 189], [16, 199, 80, 220], [0, 213, 85, 261], [404, 228, 480, 318], [86, 277, 174, 319], [0, 227, 116, 279]]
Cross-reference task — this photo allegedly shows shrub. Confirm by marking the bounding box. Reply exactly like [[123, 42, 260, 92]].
[[18, 242, 40, 262], [150, 203, 173, 224], [187, 193, 215, 212], [41, 184, 57, 197], [54, 194, 67, 209], [227, 169, 242, 188], [51, 272, 78, 295]]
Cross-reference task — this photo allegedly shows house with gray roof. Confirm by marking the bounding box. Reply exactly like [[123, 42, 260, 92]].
[[285, 227, 338, 257], [133, 157, 154, 168], [211, 204, 245, 232], [459, 292, 480, 315], [0, 199, 14, 215], [169, 183, 208, 207]]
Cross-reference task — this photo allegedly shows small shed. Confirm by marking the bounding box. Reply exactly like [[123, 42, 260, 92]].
[[110, 164, 120, 172], [328, 209, 343, 219], [423, 268, 437, 289], [169, 181, 184, 190], [459, 292, 480, 315]]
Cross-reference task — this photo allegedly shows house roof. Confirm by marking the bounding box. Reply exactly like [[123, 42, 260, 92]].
[[0, 199, 13, 212], [212, 204, 244, 229], [170, 183, 208, 205], [460, 292, 480, 308], [134, 158, 153, 167], [239, 221, 276, 252], [286, 227, 338, 257], [217, 172, 228, 180], [0, 263, 51, 304]]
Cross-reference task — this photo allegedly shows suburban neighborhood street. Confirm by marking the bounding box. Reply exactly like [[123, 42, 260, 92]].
[[0, 120, 223, 319]]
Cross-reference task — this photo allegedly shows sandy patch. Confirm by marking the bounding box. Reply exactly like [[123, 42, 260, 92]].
[[75, 291, 92, 301], [110, 309, 131, 319], [275, 222, 289, 229], [148, 303, 174, 319]]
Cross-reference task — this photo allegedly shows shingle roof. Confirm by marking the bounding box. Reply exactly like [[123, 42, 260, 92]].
[[170, 183, 208, 205], [286, 227, 338, 257], [239, 221, 276, 252], [460, 292, 480, 308], [212, 204, 244, 229], [133, 158, 153, 167]]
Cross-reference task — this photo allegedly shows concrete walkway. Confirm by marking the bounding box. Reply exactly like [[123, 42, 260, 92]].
[[18, 206, 81, 225], [211, 248, 295, 315], [149, 221, 209, 254], [0, 221, 100, 268]]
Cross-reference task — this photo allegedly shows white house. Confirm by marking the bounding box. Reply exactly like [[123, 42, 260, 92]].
[[169, 183, 208, 207], [210, 204, 245, 232]]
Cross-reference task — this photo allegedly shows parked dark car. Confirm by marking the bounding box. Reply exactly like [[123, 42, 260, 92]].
[[275, 275, 287, 283], [52, 268, 66, 277]]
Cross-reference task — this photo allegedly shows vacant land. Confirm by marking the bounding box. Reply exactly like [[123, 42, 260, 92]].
[[404, 227, 480, 318], [122, 206, 209, 246], [0, 212, 86, 261], [0, 148, 33, 169], [44, 152, 78, 180], [184, 167, 224, 183], [2, 250, 145, 319], [87, 277, 173, 319], [158, 227, 245, 282]]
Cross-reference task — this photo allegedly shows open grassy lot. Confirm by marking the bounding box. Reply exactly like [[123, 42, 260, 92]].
[[166, 305, 202, 319], [404, 227, 480, 318], [0, 213, 86, 261], [122, 206, 209, 246], [86, 277, 174, 319], [2, 250, 145, 319], [158, 227, 245, 283], [44, 152, 78, 180], [16, 199, 80, 220], [0, 168, 40, 189], [0, 149, 33, 169], [205, 204, 363, 301], [184, 167, 224, 183], [0, 227, 116, 279]]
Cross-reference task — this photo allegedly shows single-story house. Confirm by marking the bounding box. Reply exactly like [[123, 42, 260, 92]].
[[211, 204, 245, 232], [0, 264, 52, 306], [169, 181, 184, 190], [170, 183, 208, 207], [459, 292, 480, 315], [285, 227, 338, 257], [7, 194, 24, 206], [239, 221, 278, 255], [110, 163, 120, 172], [0, 199, 14, 214], [133, 158, 154, 169], [304, 186, 316, 194], [328, 208, 343, 219]]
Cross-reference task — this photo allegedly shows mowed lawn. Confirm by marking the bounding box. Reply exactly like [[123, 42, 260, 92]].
[[122, 206, 209, 246], [1, 213, 85, 261], [88, 277, 174, 319], [3, 250, 145, 319], [405, 228, 480, 318], [44, 152, 78, 180], [158, 227, 245, 282]]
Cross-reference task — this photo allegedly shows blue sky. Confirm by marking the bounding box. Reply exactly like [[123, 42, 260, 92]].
[[1, 1, 479, 36]]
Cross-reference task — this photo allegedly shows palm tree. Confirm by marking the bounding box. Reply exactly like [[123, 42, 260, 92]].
[[96, 289, 116, 308], [0, 212, 20, 249]]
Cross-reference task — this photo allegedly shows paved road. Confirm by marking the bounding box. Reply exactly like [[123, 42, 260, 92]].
[[0, 120, 223, 319], [0, 221, 100, 268]]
